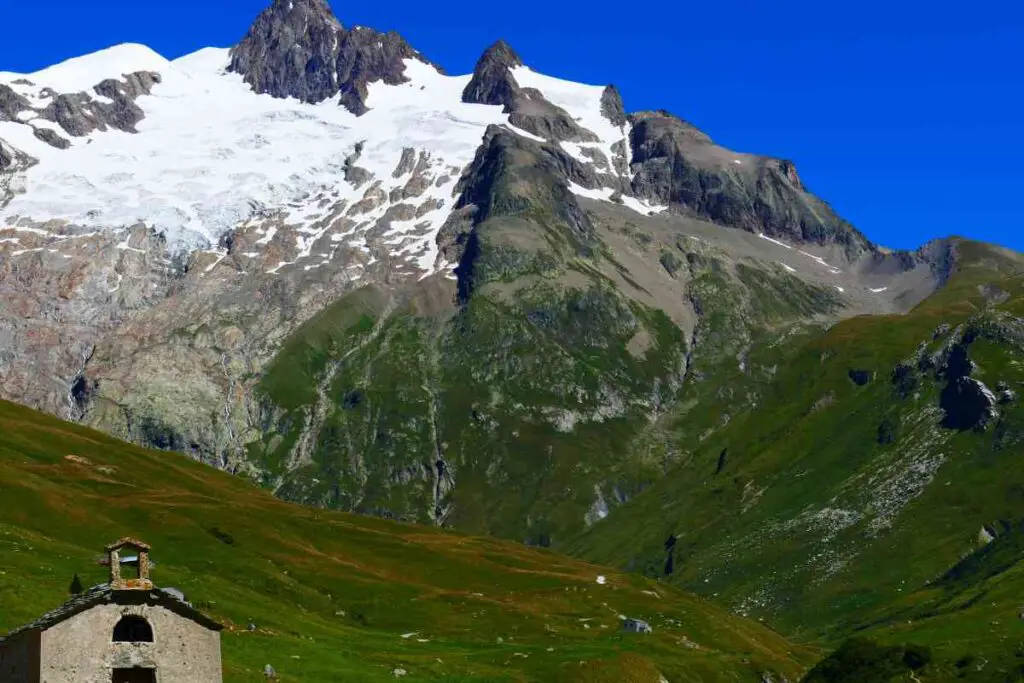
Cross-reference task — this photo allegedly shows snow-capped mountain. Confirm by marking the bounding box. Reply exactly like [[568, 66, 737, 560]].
[[0, 4, 661, 280], [0, 0, 950, 538]]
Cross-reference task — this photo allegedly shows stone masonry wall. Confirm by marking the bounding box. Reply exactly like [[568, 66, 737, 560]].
[[39, 603, 220, 683]]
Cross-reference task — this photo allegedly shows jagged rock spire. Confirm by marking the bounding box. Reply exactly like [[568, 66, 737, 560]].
[[228, 0, 435, 115], [228, 0, 345, 105], [600, 85, 626, 128], [462, 40, 523, 109]]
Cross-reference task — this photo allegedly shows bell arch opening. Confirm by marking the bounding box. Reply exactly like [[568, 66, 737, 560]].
[[112, 615, 154, 643]]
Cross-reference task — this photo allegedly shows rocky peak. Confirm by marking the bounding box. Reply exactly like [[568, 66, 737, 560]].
[[600, 85, 626, 128], [228, 0, 432, 115], [478, 40, 523, 70], [228, 0, 344, 104], [461, 41, 598, 144], [627, 109, 873, 258], [462, 40, 523, 110]]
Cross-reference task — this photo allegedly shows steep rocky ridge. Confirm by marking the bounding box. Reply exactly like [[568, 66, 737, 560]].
[[462, 40, 600, 144], [627, 110, 874, 259]]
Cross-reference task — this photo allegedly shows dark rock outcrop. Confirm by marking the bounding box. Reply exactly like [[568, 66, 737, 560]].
[[32, 127, 71, 150], [461, 40, 599, 143], [627, 110, 874, 258], [228, 0, 433, 115], [600, 85, 626, 127], [462, 40, 522, 109], [0, 85, 31, 121], [941, 377, 999, 431], [0, 141, 15, 171], [438, 125, 596, 301], [508, 88, 599, 143], [23, 71, 163, 143]]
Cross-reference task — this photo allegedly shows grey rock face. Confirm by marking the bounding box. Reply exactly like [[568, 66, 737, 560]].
[[0, 85, 31, 121], [600, 85, 626, 127], [228, 0, 344, 105], [0, 71, 164, 146], [507, 88, 599, 143], [627, 110, 873, 258], [32, 127, 71, 149], [0, 141, 14, 171], [228, 0, 433, 115], [462, 40, 598, 143], [462, 40, 523, 109], [439, 125, 596, 300]]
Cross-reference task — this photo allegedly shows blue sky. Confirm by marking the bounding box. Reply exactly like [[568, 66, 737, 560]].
[[3, 0, 1023, 251]]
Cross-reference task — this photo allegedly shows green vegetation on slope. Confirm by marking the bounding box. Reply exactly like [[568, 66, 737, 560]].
[[249, 275, 690, 546], [570, 240, 1024, 680], [0, 399, 812, 682]]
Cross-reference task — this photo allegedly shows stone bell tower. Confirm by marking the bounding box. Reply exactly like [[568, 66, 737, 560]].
[[106, 537, 153, 590]]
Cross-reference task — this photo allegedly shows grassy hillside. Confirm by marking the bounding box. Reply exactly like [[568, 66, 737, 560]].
[[0, 399, 812, 682], [568, 240, 1024, 679]]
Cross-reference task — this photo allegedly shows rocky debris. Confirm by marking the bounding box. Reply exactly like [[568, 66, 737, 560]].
[[264, 664, 277, 679], [228, 0, 433, 115], [627, 110, 873, 258]]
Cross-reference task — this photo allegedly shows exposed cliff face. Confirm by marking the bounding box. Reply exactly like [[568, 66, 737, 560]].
[[228, 0, 434, 115], [461, 40, 602, 144], [627, 110, 874, 259]]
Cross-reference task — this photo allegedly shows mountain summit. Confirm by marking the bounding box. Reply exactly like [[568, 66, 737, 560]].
[[228, 0, 433, 114]]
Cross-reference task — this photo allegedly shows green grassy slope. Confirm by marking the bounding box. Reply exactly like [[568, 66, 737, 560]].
[[0, 399, 812, 682], [568, 240, 1024, 679]]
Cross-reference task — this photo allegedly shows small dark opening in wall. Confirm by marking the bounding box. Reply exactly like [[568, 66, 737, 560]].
[[112, 668, 157, 683], [113, 615, 154, 643]]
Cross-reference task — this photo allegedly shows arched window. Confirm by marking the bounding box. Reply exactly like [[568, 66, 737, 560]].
[[113, 615, 153, 643]]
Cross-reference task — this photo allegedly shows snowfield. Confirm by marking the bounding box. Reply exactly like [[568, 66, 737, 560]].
[[0, 43, 642, 275]]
